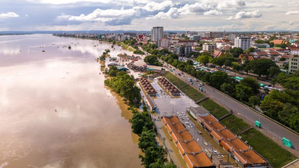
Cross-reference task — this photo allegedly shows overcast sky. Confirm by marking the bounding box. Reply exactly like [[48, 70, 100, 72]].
[[0, 0, 299, 31]]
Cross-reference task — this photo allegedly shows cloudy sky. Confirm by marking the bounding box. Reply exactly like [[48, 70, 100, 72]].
[[0, 0, 299, 31]]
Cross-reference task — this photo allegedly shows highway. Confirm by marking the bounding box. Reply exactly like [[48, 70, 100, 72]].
[[166, 67, 299, 157], [139, 47, 299, 157]]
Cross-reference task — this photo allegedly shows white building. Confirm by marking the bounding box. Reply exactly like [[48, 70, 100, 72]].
[[234, 36, 251, 51], [289, 56, 299, 73], [151, 27, 164, 42], [158, 38, 170, 48], [229, 33, 235, 41], [202, 43, 216, 53]]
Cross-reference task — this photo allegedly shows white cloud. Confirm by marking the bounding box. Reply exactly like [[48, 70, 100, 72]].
[[27, 0, 148, 5], [0, 12, 19, 19], [204, 10, 222, 16], [216, 0, 246, 9], [146, 7, 179, 19], [178, 2, 214, 15], [57, 8, 136, 25], [142, 1, 173, 12], [227, 10, 262, 20], [285, 10, 299, 15]]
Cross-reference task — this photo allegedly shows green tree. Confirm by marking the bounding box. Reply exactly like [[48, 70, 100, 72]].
[[230, 47, 244, 58], [138, 130, 157, 152], [239, 77, 260, 94], [260, 97, 284, 119], [209, 71, 231, 89], [221, 83, 235, 96], [245, 59, 279, 77], [235, 84, 253, 101], [249, 96, 261, 107], [284, 63, 289, 70], [186, 59, 194, 65], [268, 66, 281, 78], [280, 57, 286, 61], [134, 50, 145, 55], [144, 55, 162, 66], [149, 161, 177, 168], [131, 111, 154, 135], [245, 47, 255, 54], [197, 54, 212, 65], [139, 146, 166, 168]]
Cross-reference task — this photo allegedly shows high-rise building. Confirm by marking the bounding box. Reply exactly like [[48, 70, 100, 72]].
[[201, 32, 224, 38], [289, 56, 299, 73], [202, 43, 216, 53], [234, 36, 251, 51], [151, 27, 164, 42], [158, 38, 169, 48]]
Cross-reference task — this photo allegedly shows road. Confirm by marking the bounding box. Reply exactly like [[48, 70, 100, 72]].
[[166, 67, 299, 157], [139, 47, 299, 157]]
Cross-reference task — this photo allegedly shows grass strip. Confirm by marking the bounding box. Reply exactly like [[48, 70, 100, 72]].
[[198, 99, 229, 119], [241, 129, 296, 168]]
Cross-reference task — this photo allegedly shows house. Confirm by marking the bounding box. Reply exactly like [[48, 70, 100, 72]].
[[270, 40, 287, 45], [238, 54, 255, 64], [255, 51, 268, 57], [291, 41, 299, 47], [289, 47, 299, 55], [213, 50, 223, 58]]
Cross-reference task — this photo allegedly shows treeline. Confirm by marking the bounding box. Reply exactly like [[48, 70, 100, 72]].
[[104, 68, 177, 167], [144, 55, 162, 66], [261, 72, 299, 132], [99, 49, 110, 61], [104, 71, 141, 106], [130, 107, 176, 168]]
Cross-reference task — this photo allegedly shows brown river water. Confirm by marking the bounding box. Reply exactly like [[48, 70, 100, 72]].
[[0, 34, 141, 168]]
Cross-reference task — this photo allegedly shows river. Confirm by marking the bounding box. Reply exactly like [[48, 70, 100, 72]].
[[0, 34, 142, 168]]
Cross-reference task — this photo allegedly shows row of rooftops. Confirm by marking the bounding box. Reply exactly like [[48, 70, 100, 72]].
[[140, 78, 157, 95], [162, 116, 215, 168], [158, 77, 180, 95], [197, 114, 269, 167]]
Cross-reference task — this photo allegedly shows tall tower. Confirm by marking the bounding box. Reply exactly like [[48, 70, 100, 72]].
[[151, 27, 164, 42], [234, 36, 251, 51]]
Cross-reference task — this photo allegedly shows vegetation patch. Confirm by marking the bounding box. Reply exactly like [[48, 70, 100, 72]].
[[181, 86, 204, 101], [198, 99, 229, 119], [221, 115, 249, 134], [164, 72, 187, 88], [241, 129, 296, 168]]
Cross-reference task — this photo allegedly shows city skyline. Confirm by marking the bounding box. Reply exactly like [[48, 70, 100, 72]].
[[0, 0, 299, 31]]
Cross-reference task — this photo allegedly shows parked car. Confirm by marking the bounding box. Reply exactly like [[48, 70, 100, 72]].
[[194, 78, 198, 82]]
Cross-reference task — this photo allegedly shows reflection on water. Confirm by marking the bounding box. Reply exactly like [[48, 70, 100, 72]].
[[0, 34, 141, 168]]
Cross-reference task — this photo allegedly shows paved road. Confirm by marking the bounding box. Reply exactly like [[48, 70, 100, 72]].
[[139, 47, 299, 156], [165, 67, 299, 156]]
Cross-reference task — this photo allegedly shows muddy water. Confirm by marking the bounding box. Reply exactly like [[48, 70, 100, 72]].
[[0, 34, 141, 168]]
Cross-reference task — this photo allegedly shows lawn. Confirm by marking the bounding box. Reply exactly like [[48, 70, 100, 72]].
[[181, 86, 204, 101], [221, 115, 249, 134], [241, 129, 296, 168], [164, 72, 204, 101], [164, 72, 187, 88], [198, 99, 229, 119]]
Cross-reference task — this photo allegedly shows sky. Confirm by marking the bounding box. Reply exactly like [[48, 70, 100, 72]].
[[0, 0, 299, 31]]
